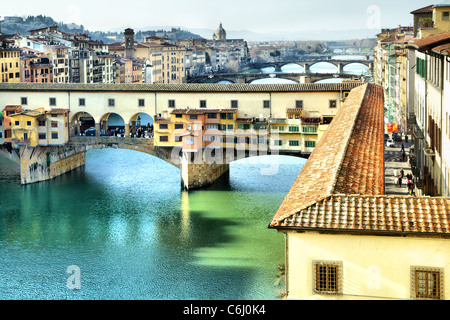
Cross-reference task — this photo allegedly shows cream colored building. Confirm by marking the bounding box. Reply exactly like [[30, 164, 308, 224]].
[[45, 45, 69, 84], [406, 31, 450, 197], [269, 83, 450, 300]]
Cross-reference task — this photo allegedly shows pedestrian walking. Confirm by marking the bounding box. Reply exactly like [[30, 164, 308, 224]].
[[401, 143, 404, 152], [399, 176, 402, 187], [393, 169, 398, 177], [405, 135, 408, 143], [395, 176, 399, 187], [400, 168, 404, 179]]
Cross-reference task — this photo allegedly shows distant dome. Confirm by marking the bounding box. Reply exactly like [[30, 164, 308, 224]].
[[214, 23, 227, 41]]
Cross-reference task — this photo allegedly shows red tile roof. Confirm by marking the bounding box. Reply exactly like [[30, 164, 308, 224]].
[[269, 83, 450, 236], [409, 31, 450, 51], [431, 43, 450, 55], [410, 5, 434, 14], [48, 109, 69, 115], [274, 195, 450, 236]]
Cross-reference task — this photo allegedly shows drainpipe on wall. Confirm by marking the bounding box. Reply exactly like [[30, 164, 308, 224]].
[[284, 232, 289, 299]]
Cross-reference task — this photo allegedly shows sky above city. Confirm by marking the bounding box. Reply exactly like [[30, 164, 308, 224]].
[[1, 0, 441, 35]]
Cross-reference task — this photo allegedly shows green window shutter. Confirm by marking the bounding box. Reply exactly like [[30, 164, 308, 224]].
[[424, 59, 427, 79]]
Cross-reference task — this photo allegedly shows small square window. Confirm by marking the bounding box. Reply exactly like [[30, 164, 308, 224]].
[[329, 100, 337, 108], [27, 121, 31, 126], [231, 100, 238, 109], [51, 132, 58, 139], [49, 98, 56, 106], [313, 261, 343, 295], [443, 11, 450, 21], [411, 266, 444, 300], [108, 99, 115, 107], [21, 97, 28, 105], [79, 98, 86, 106], [168, 100, 176, 108], [200, 100, 207, 108], [138, 99, 145, 107], [296, 100, 303, 109], [263, 100, 270, 109]]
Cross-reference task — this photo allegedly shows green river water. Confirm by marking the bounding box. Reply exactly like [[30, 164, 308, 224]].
[[0, 149, 305, 300]]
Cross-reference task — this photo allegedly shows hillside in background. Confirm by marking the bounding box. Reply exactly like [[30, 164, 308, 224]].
[[1, 15, 375, 45], [1, 15, 204, 43]]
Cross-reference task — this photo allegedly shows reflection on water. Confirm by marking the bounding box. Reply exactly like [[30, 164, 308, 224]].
[[0, 149, 305, 300]]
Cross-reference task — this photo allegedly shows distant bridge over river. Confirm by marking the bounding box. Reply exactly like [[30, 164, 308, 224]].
[[252, 59, 373, 74], [188, 58, 373, 84], [187, 72, 360, 84]]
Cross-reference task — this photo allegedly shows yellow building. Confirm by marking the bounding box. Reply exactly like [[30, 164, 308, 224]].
[[0, 48, 21, 83], [10, 108, 69, 148], [10, 109, 45, 148]]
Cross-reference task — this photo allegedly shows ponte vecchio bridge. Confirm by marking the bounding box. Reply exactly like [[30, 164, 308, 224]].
[[0, 82, 362, 189]]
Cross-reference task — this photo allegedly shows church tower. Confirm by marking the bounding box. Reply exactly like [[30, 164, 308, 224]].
[[124, 28, 135, 59]]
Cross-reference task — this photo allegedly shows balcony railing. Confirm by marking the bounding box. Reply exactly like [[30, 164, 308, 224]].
[[11, 138, 31, 145]]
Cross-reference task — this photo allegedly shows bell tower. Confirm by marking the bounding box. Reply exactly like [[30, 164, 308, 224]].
[[124, 28, 135, 59]]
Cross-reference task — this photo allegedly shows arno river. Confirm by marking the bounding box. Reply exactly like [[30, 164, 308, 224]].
[[0, 149, 305, 299]]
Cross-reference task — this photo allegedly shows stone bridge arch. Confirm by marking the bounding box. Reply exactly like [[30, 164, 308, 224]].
[[99, 112, 126, 136], [70, 111, 95, 136]]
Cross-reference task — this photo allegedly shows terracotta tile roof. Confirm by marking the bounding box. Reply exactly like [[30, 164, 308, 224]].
[[408, 31, 450, 51], [269, 83, 450, 236], [48, 109, 69, 115], [0, 82, 363, 93], [269, 83, 385, 227], [4, 105, 22, 111], [431, 43, 450, 55], [274, 195, 450, 236], [410, 5, 434, 14], [12, 109, 44, 117], [333, 84, 385, 196]]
